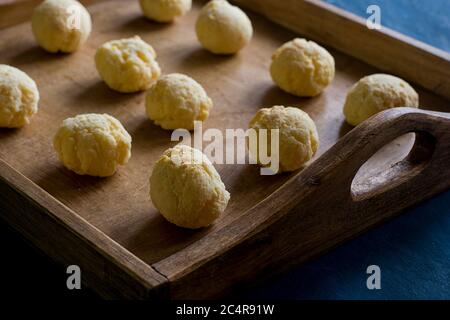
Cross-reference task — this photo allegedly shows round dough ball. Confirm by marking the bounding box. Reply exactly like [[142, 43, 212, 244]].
[[145, 73, 212, 130], [140, 0, 192, 22], [0, 65, 39, 128], [150, 145, 230, 229], [248, 106, 319, 173], [32, 0, 92, 53], [270, 38, 335, 97], [53, 113, 131, 177], [196, 0, 253, 54], [343, 74, 419, 126], [95, 36, 161, 93]]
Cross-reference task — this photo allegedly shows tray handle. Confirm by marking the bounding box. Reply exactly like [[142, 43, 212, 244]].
[[318, 107, 450, 210]]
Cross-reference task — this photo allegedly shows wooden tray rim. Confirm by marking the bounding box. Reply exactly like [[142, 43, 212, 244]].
[[0, 158, 168, 298]]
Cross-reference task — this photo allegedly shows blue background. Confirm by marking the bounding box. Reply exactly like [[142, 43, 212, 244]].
[[243, 0, 450, 300]]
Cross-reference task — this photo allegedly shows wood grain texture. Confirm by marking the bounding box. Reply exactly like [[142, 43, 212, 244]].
[[0, 0, 449, 298], [233, 0, 450, 100]]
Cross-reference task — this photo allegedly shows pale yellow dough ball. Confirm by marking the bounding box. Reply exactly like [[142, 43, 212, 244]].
[[343, 74, 419, 126], [150, 145, 230, 229], [196, 0, 253, 54], [249, 106, 319, 173], [95, 36, 161, 93], [270, 38, 335, 97], [145, 73, 212, 130], [53, 113, 131, 177], [32, 0, 92, 53], [0, 65, 39, 128], [140, 0, 192, 22]]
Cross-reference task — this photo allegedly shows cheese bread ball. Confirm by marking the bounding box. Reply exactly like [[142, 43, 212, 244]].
[[196, 0, 253, 54], [0, 65, 39, 128], [249, 106, 319, 173], [343, 74, 419, 126], [139, 0, 192, 22], [150, 145, 230, 229], [145, 73, 213, 130], [270, 38, 335, 97], [53, 113, 131, 177], [95, 36, 161, 93], [32, 0, 92, 53]]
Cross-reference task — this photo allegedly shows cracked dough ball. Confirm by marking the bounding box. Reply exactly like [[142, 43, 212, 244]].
[[150, 145, 230, 229], [95, 36, 161, 93], [343, 74, 419, 126], [145, 73, 212, 130], [196, 0, 253, 54], [0, 65, 39, 128], [53, 113, 131, 177], [32, 0, 92, 53], [140, 0, 192, 22], [249, 106, 319, 173], [270, 38, 335, 97]]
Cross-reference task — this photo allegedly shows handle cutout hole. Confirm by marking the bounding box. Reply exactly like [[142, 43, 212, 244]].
[[351, 132, 436, 202]]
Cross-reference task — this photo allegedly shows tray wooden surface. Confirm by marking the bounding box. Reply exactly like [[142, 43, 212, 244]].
[[0, 0, 449, 299]]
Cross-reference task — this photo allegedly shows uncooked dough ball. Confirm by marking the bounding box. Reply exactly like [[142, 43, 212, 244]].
[[196, 0, 253, 54], [32, 0, 92, 53], [53, 113, 131, 177], [0, 65, 39, 128], [270, 38, 335, 97], [150, 145, 230, 229], [248, 106, 319, 173], [140, 0, 192, 22], [95, 36, 161, 93], [145, 73, 212, 130], [343, 74, 419, 126]]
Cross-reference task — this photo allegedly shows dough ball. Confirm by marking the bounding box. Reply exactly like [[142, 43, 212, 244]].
[[0, 65, 39, 128], [248, 106, 319, 173], [145, 73, 212, 130], [196, 0, 253, 54], [53, 113, 131, 177], [343, 74, 419, 126], [150, 145, 230, 229], [140, 0, 192, 22], [270, 38, 335, 97], [95, 36, 161, 93], [32, 0, 92, 53]]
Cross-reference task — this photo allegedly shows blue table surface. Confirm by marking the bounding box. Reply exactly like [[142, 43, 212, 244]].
[[243, 0, 450, 300]]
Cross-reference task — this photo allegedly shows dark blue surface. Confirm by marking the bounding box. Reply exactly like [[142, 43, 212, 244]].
[[245, 0, 450, 300], [326, 0, 450, 52]]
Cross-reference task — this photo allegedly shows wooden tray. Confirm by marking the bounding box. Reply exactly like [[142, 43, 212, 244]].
[[0, 0, 449, 299]]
